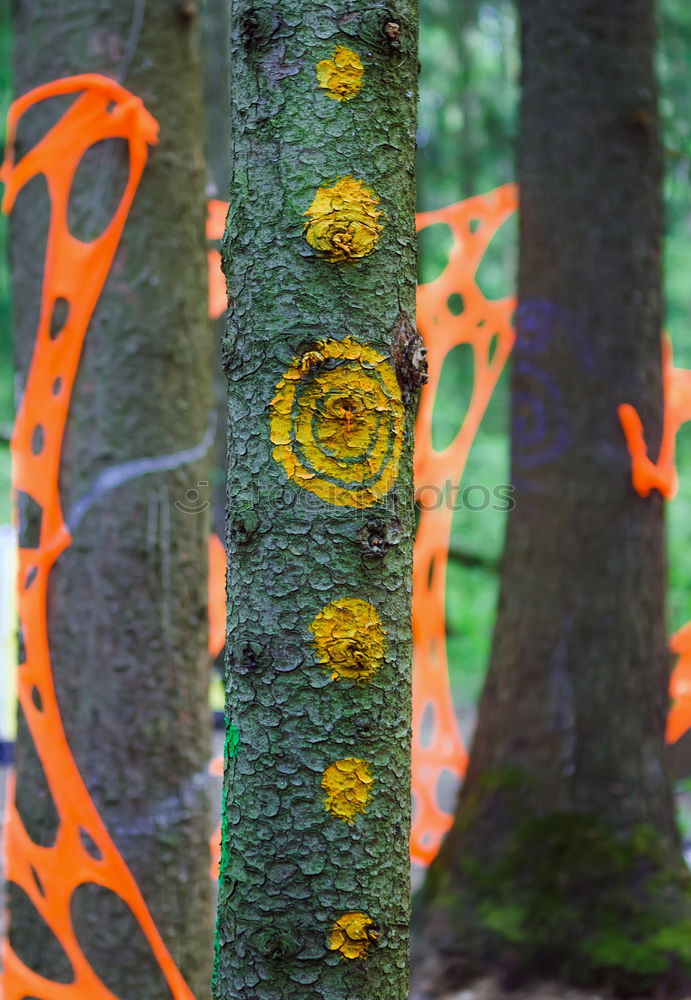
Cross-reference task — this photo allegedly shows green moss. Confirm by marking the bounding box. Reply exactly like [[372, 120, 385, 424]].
[[457, 813, 691, 993]]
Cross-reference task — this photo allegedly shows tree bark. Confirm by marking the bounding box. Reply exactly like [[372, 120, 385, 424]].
[[214, 3, 419, 1000], [413, 1, 691, 995], [8, 2, 214, 997]]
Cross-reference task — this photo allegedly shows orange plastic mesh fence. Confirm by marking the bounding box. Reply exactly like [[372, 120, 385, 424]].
[[1, 75, 194, 1000], [411, 192, 691, 864], [411, 185, 517, 864]]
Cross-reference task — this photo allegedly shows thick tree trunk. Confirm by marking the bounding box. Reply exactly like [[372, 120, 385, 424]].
[[413, 2, 691, 995], [214, 3, 419, 1000], [8, 2, 213, 997]]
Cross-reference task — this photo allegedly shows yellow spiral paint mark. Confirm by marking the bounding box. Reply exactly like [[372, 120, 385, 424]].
[[270, 337, 403, 508], [310, 597, 386, 682], [303, 176, 383, 263], [322, 757, 374, 823], [329, 912, 379, 959], [316, 45, 364, 102]]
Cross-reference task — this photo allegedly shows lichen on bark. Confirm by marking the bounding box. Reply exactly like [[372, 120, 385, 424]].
[[214, 3, 418, 1000]]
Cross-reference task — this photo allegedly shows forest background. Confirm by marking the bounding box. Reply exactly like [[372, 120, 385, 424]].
[[1, 0, 691, 826]]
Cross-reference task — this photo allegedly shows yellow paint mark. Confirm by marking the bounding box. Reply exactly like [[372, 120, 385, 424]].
[[329, 912, 379, 959], [322, 757, 374, 823], [303, 176, 383, 263], [310, 597, 386, 682], [316, 45, 364, 102], [270, 336, 403, 508]]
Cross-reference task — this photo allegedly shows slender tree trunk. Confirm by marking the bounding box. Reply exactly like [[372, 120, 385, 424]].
[[8, 2, 214, 997], [214, 3, 420, 999], [413, 2, 691, 995]]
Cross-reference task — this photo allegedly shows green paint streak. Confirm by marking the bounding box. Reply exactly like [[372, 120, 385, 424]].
[[226, 723, 241, 759]]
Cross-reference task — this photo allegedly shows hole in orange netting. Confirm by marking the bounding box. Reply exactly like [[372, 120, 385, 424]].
[[7, 881, 74, 983], [418, 222, 453, 285], [18, 621, 26, 664], [432, 342, 474, 451], [31, 424, 44, 455], [30, 865, 45, 896], [67, 137, 131, 243], [475, 212, 517, 301], [447, 292, 464, 316], [13, 93, 78, 161], [420, 702, 435, 748], [11, 175, 49, 398], [436, 767, 461, 815], [14, 706, 60, 848], [79, 826, 103, 861], [427, 555, 436, 590], [70, 884, 174, 1000], [31, 685, 43, 712], [49, 297, 69, 340], [17, 491, 43, 549]]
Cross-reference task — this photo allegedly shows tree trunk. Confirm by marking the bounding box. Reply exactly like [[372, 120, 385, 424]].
[[213, 4, 419, 1000], [413, 1, 691, 995], [8, 2, 214, 997]]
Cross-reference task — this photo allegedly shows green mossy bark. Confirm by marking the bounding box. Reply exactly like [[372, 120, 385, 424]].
[[214, 4, 418, 1000], [9, 2, 214, 996], [413, 2, 691, 996]]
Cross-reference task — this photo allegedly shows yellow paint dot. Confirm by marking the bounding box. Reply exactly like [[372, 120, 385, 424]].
[[329, 912, 379, 959], [270, 336, 404, 508], [316, 45, 364, 102], [303, 175, 383, 263], [322, 757, 374, 823], [310, 597, 386, 682]]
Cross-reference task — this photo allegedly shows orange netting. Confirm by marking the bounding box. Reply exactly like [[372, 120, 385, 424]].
[[410, 190, 691, 863], [207, 198, 227, 322], [411, 185, 517, 864], [619, 342, 691, 743], [619, 338, 691, 501], [208, 532, 226, 660], [1, 75, 194, 1000]]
